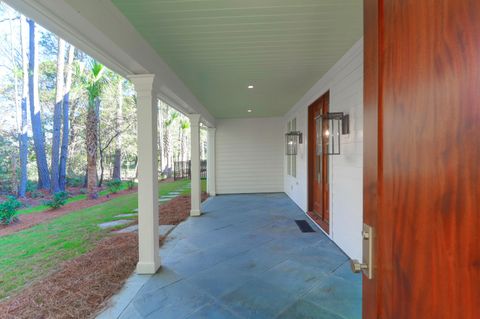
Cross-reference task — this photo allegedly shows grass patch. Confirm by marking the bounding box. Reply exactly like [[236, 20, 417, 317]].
[[0, 179, 192, 300], [18, 181, 135, 215]]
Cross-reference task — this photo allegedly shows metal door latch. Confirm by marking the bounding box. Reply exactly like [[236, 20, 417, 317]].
[[350, 223, 374, 279]]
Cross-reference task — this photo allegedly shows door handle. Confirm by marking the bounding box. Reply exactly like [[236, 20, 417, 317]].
[[350, 259, 368, 273], [350, 223, 374, 279]]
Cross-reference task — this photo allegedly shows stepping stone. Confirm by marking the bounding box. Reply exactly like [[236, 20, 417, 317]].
[[115, 213, 138, 218], [162, 195, 177, 198], [159, 198, 171, 202], [113, 224, 175, 236], [114, 224, 138, 233], [169, 192, 181, 195], [132, 208, 138, 212], [98, 220, 130, 229]]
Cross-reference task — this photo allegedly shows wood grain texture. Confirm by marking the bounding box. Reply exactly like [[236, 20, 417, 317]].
[[308, 92, 330, 233], [364, 0, 480, 318]]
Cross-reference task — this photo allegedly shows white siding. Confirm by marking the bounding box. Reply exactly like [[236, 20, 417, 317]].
[[216, 117, 284, 194], [284, 38, 363, 260]]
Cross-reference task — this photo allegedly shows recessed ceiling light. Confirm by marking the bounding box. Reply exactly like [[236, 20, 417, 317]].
[[248, 85, 254, 89], [247, 109, 253, 113]]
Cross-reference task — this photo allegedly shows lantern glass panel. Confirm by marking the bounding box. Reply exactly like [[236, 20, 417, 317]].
[[326, 117, 341, 155], [285, 134, 298, 155]]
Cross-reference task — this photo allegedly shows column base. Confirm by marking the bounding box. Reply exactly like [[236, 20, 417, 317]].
[[190, 209, 202, 217], [136, 260, 161, 274]]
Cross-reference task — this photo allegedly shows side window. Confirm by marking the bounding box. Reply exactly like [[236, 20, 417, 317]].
[[292, 118, 296, 178], [287, 121, 292, 176]]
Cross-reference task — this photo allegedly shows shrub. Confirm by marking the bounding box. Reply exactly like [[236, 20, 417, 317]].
[[26, 180, 37, 193], [44, 191, 69, 209], [126, 179, 135, 190], [30, 190, 44, 199], [66, 176, 85, 188], [0, 196, 22, 225], [106, 179, 122, 194]]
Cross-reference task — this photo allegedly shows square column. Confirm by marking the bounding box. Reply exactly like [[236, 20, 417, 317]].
[[188, 114, 202, 216], [207, 127, 216, 196], [129, 74, 160, 274]]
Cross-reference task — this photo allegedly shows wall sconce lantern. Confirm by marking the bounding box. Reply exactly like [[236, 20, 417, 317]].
[[285, 131, 303, 155], [316, 112, 349, 155]]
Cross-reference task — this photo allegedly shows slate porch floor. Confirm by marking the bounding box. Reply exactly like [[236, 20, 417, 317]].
[[98, 193, 361, 319]]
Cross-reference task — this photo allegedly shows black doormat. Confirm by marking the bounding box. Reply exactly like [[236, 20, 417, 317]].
[[295, 220, 316, 233]]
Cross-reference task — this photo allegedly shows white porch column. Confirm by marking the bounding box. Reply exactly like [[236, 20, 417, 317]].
[[129, 74, 160, 274], [207, 127, 216, 196], [189, 114, 202, 216]]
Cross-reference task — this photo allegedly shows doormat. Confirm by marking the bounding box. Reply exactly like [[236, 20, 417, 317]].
[[295, 220, 316, 233]]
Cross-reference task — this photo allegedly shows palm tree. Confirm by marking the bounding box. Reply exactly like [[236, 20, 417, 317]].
[[82, 61, 105, 199]]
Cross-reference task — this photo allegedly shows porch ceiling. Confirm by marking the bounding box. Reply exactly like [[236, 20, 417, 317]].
[[111, 0, 362, 118]]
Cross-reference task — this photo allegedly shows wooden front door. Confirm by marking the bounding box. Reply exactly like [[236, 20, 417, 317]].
[[308, 92, 330, 233], [364, 0, 480, 318]]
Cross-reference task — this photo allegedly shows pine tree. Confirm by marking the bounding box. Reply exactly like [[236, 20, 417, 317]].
[[27, 19, 50, 190]]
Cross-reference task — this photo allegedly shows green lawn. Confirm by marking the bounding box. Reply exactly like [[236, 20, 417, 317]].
[[0, 179, 205, 300], [18, 181, 134, 215]]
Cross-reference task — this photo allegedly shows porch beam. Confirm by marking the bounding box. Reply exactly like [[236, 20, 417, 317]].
[[129, 74, 160, 274], [207, 127, 216, 196], [189, 114, 202, 216]]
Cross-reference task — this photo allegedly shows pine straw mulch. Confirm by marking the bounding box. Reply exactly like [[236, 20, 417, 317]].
[[159, 192, 209, 225], [0, 191, 209, 319], [0, 233, 140, 319]]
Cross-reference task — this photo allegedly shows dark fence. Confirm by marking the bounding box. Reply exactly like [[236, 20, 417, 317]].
[[174, 160, 207, 180]]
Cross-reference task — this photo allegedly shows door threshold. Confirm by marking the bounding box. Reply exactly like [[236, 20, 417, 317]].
[[305, 211, 330, 237]]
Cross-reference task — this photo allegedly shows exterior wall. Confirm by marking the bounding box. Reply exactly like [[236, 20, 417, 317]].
[[284, 39, 363, 260], [216, 117, 284, 194]]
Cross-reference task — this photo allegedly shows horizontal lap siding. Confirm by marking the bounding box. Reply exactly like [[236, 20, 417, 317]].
[[284, 39, 363, 260], [216, 117, 283, 194]]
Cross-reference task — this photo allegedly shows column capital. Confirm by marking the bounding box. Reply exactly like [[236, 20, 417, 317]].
[[128, 74, 156, 97], [188, 113, 201, 127], [207, 127, 216, 134]]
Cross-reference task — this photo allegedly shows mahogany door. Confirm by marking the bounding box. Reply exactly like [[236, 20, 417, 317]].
[[364, 0, 480, 318], [308, 92, 330, 233]]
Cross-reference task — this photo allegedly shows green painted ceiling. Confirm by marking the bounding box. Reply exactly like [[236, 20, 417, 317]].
[[111, 0, 363, 118]]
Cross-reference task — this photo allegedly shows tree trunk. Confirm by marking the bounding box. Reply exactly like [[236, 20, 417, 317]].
[[112, 80, 123, 180], [83, 167, 88, 188], [18, 16, 29, 198], [68, 99, 78, 176], [27, 19, 51, 190], [86, 98, 99, 199], [50, 38, 65, 193], [98, 144, 105, 187], [11, 154, 18, 197], [59, 44, 75, 191]]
